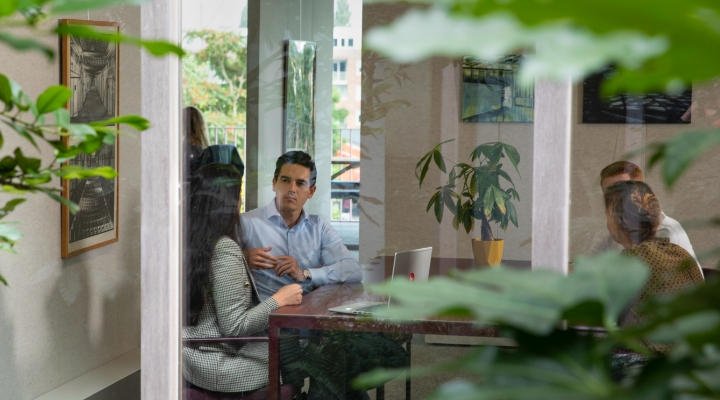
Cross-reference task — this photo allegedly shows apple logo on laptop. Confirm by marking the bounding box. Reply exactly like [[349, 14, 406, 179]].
[[408, 273, 415, 282]]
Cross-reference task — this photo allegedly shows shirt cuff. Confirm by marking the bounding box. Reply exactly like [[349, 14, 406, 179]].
[[308, 267, 327, 286]]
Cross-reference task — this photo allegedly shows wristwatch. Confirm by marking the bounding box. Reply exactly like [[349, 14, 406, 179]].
[[303, 269, 312, 281]]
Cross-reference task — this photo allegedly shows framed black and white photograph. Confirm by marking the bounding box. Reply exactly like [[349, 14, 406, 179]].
[[582, 67, 692, 124], [60, 19, 120, 258], [283, 40, 316, 156], [462, 55, 534, 123]]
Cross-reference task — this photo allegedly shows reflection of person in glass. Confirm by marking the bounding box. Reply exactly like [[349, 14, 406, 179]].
[[590, 161, 701, 270], [604, 180, 704, 352], [182, 106, 209, 174], [182, 163, 302, 393]]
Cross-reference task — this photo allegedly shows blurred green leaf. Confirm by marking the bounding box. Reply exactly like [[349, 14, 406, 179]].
[[434, 191, 444, 223], [506, 200, 518, 228], [0, 185, 27, 195], [50, 0, 145, 13], [433, 149, 446, 173], [52, 108, 70, 126], [418, 155, 431, 187], [0, 198, 26, 220], [0, 73, 13, 106], [37, 188, 79, 214], [365, 2, 720, 94], [0, 273, 6, 285], [502, 143, 521, 176], [369, 252, 648, 334], [0, 222, 23, 243], [58, 165, 117, 180], [13, 148, 40, 173], [492, 186, 506, 215], [62, 123, 96, 140], [55, 25, 185, 57], [0, 0, 19, 17], [22, 173, 52, 185], [36, 85, 72, 115], [90, 114, 150, 130], [0, 32, 54, 59], [3, 121, 38, 149], [646, 129, 720, 187]]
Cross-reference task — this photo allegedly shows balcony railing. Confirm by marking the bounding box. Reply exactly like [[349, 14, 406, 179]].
[[207, 126, 246, 147]]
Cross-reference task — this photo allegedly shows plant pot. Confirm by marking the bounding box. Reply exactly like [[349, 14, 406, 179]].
[[471, 239, 504, 267]]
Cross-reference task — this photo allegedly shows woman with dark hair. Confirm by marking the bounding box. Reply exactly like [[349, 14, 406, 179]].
[[183, 163, 302, 393], [604, 180, 703, 352]]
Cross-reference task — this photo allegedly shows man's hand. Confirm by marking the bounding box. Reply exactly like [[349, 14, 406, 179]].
[[275, 256, 305, 282], [243, 247, 277, 270]]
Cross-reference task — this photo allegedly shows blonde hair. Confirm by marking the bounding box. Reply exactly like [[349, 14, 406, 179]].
[[604, 180, 662, 245], [183, 106, 209, 148]]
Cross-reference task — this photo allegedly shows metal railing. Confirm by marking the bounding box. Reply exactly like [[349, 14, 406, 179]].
[[207, 126, 246, 147]]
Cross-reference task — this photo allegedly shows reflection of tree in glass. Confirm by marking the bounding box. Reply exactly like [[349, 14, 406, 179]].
[[285, 41, 316, 155]]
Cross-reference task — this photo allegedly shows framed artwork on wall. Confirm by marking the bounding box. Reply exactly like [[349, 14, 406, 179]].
[[461, 55, 534, 123], [582, 67, 692, 124], [59, 19, 120, 258], [283, 40, 316, 156]]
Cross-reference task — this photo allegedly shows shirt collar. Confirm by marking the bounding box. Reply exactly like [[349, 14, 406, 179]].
[[265, 198, 309, 228]]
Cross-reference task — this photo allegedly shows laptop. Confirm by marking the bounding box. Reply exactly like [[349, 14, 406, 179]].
[[328, 247, 432, 315]]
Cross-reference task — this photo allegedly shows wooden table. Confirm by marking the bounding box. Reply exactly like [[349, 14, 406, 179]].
[[267, 282, 506, 400]]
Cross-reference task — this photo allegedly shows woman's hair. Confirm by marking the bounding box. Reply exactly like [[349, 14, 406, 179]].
[[183, 106, 209, 148], [603, 180, 663, 245], [185, 163, 242, 326]]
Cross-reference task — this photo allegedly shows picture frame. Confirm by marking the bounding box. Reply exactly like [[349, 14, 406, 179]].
[[582, 66, 692, 124], [461, 55, 534, 123], [59, 19, 120, 258], [283, 40, 317, 156]]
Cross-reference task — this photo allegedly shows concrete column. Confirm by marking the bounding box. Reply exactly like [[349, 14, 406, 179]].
[[531, 80, 572, 273], [140, 0, 181, 397]]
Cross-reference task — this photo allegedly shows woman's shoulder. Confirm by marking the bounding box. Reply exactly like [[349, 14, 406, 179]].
[[214, 236, 243, 254]]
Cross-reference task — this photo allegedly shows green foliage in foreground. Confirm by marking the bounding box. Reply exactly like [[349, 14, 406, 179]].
[[357, 253, 720, 399], [0, 0, 182, 285]]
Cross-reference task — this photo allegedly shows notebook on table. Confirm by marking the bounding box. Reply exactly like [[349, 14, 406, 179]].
[[328, 247, 432, 315]]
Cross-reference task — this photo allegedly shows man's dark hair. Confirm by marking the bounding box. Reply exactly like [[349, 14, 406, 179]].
[[273, 151, 317, 186]]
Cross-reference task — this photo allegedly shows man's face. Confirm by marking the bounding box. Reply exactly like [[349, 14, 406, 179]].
[[273, 164, 316, 213], [601, 173, 633, 192]]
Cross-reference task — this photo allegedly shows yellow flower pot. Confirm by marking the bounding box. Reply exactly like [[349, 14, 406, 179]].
[[471, 238, 504, 267]]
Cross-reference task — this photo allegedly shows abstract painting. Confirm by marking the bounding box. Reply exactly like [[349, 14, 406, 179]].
[[462, 55, 534, 123]]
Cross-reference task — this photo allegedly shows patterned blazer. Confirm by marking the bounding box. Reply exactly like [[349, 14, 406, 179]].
[[183, 236, 280, 392]]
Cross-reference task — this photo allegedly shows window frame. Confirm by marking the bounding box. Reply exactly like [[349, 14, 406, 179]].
[[140, 0, 573, 397]]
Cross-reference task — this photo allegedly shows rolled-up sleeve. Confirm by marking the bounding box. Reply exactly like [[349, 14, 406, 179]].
[[308, 219, 362, 285]]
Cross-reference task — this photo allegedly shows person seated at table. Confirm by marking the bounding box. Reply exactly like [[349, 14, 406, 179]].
[[604, 180, 704, 352], [240, 150, 362, 298], [240, 151, 406, 400], [182, 162, 303, 393], [591, 161, 701, 271]]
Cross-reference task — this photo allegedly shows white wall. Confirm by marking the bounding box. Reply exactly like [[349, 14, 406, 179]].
[[0, 6, 142, 399]]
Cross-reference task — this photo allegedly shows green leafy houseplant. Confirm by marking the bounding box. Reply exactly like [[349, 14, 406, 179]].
[[0, 0, 184, 285], [416, 139, 520, 241]]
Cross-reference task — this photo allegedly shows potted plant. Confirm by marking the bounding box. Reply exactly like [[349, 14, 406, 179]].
[[416, 139, 520, 266]]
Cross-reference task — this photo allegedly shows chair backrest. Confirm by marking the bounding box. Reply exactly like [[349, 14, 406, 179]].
[[182, 385, 297, 400]]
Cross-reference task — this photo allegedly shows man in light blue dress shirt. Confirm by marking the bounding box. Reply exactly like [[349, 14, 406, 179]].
[[240, 151, 405, 400], [239, 151, 362, 301]]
